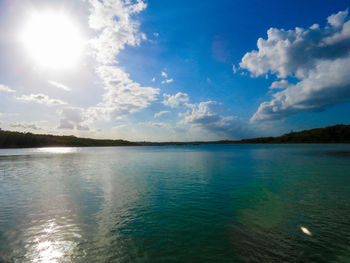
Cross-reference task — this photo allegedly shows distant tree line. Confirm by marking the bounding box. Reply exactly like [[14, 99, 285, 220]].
[[125, 124, 350, 145], [0, 130, 139, 148], [238, 124, 350, 144], [1, 124, 350, 148]]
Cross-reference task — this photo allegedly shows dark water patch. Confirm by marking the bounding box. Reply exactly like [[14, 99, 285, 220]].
[[325, 150, 350, 157]]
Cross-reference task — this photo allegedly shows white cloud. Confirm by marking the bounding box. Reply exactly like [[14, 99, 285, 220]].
[[10, 122, 41, 130], [58, 107, 89, 130], [251, 55, 350, 122], [160, 71, 173, 84], [17, 93, 66, 106], [77, 124, 90, 131], [269, 79, 290, 90], [58, 118, 74, 129], [161, 78, 173, 84], [153, 32, 159, 37], [163, 92, 254, 139], [88, 0, 147, 64], [181, 101, 250, 138], [154, 110, 170, 118], [0, 84, 15, 93], [240, 9, 350, 79], [328, 8, 348, 28], [239, 9, 350, 122], [163, 92, 189, 108], [48, 80, 70, 91], [87, 0, 158, 120], [232, 64, 237, 74], [89, 66, 159, 120], [152, 77, 156, 82], [183, 101, 222, 124]]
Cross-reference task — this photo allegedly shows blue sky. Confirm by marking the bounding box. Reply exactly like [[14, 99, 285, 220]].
[[0, 0, 350, 141]]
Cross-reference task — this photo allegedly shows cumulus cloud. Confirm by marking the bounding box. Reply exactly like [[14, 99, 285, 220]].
[[88, 66, 159, 120], [154, 110, 170, 118], [58, 107, 90, 130], [328, 8, 348, 28], [0, 84, 15, 93], [239, 9, 350, 122], [88, 0, 147, 64], [161, 71, 168, 78], [161, 93, 250, 138], [183, 101, 222, 124], [17, 93, 66, 106], [10, 122, 41, 130], [182, 101, 250, 138], [269, 79, 290, 90], [240, 9, 350, 79], [87, 0, 158, 120], [251, 56, 350, 122], [163, 92, 190, 108], [48, 80, 70, 91]]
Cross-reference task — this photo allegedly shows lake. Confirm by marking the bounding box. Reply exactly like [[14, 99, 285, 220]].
[[1, 144, 350, 262]]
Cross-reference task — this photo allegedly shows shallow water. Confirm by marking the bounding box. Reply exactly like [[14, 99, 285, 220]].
[[0, 144, 350, 262]]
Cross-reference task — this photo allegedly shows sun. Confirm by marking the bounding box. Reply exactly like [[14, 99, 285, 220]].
[[20, 11, 84, 70]]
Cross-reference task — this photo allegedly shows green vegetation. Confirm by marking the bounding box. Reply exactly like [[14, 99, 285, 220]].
[[238, 124, 350, 144], [142, 124, 350, 145], [0, 130, 139, 148], [1, 124, 350, 148]]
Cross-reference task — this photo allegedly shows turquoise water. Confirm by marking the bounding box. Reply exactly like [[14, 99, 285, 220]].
[[1, 145, 350, 262]]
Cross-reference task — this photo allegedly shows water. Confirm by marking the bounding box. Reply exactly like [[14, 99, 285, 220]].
[[0, 144, 350, 263]]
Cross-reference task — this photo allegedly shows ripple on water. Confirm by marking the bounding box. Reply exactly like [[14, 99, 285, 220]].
[[0, 145, 350, 262]]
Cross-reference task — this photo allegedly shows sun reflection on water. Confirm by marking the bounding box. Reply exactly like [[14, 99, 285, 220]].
[[24, 218, 82, 262], [37, 147, 77, 154], [300, 226, 312, 236]]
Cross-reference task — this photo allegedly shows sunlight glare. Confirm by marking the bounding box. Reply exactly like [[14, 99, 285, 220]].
[[300, 226, 312, 236], [20, 11, 84, 70], [37, 147, 77, 154]]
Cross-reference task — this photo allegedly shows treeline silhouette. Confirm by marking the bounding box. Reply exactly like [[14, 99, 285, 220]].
[[237, 124, 350, 144], [1, 124, 350, 148], [0, 130, 138, 148], [141, 124, 350, 145]]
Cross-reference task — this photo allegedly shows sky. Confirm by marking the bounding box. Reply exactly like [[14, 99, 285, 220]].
[[0, 0, 350, 141]]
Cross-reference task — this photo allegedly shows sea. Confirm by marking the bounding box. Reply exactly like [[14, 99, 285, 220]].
[[0, 144, 350, 262]]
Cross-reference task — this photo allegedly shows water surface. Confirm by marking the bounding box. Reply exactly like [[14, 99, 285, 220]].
[[1, 145, 350, 262]]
